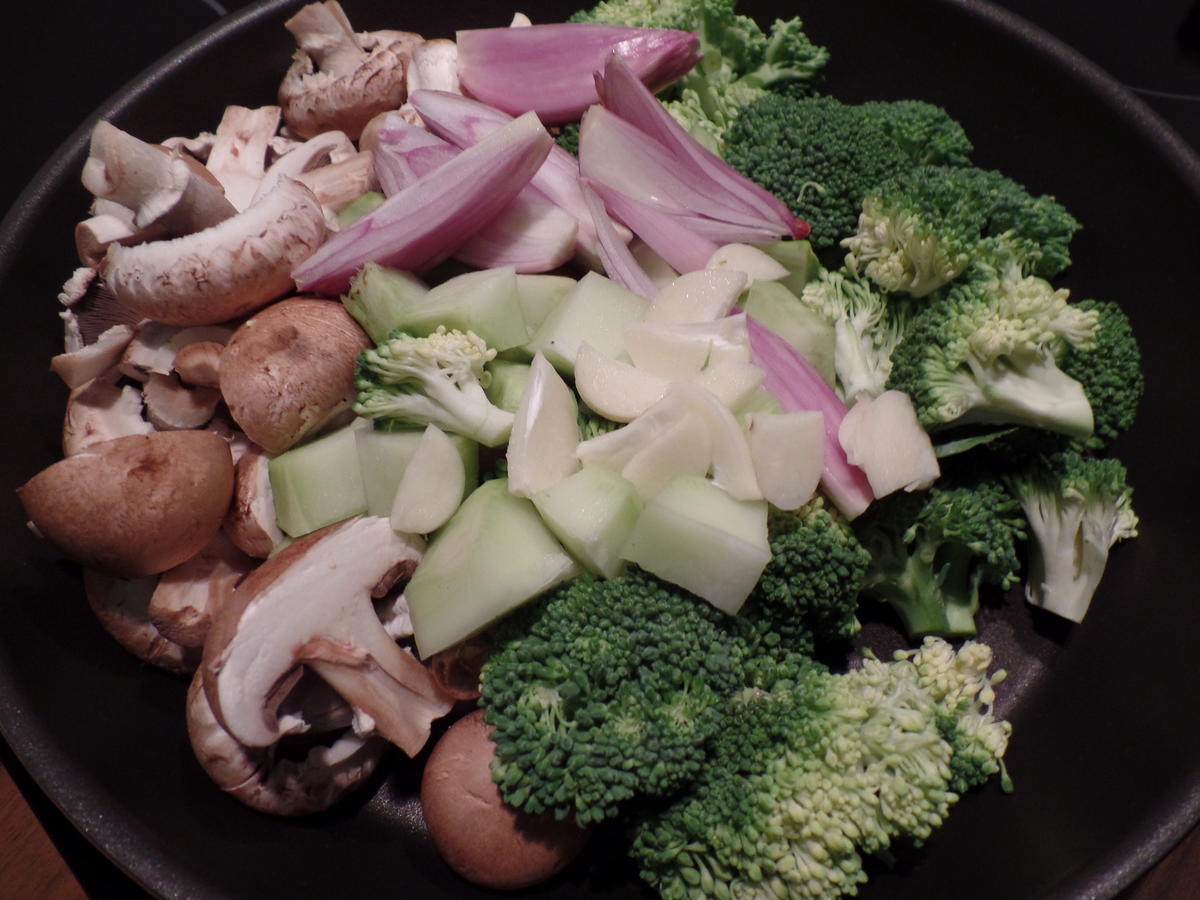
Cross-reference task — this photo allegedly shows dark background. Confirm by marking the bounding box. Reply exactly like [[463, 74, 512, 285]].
[[2, 0, 1199, 896]]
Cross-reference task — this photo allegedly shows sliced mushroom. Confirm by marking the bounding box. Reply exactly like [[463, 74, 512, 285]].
[[406, 38, 459, 95], [150, 531, 256, 648], [18, 430, 235, 578], [187, 669, 386, 816], [101, 177, 328, 327], [83, 569, 199, 674], [278, 1, 420, 140], [50, 323, 136, 389], [253, 129, 357, 203], [219, 296, 370, 454], [204, 105, 283, 211], [202, 516, 453, 756], [294, 152, 376, 223], [120, 323, 234, 383], [223, 445, 285, 559], [82, 121, 237, 234], [62, 375, 154, 457], [143, 372, 223, 430]]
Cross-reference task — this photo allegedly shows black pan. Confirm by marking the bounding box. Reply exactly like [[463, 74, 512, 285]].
[[2, 1, 1199, 897]]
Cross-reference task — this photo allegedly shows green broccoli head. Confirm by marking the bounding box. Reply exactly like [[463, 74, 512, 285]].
[[1057, 299, 1144, 451], [854, 465, 1027, 638], [885, 271, 1099, 437], [479, 569, 750, 826], [858, 99, 974, 167], [1005, 448, 1137, 624], [353, 327, 515, 447], [630, 637, 1011, 900], [724, 94, 912, 249], [568, 0, 729, 29], [842, 165, 1081, 296], [751, 497, 871, 643]]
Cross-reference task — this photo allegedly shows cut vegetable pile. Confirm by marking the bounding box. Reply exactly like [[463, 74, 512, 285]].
[[17, 0, 1144, 896]]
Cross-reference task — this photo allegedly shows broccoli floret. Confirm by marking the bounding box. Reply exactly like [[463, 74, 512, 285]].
[[842, 165, 1082, 296], [568, 0, 720, 29], [1005, 449, 1138, 624], [724, 94, 912, 249], [799, 268, 912, 401], [858, 99, 974, 167], [479, 569, 751, 826], [1057, 298, 1144, 451], [354, 327, 514, 447], [885, 270, 1099, 437], [577, 402, 623, 441], [629, 637, 1011, 900], [751, 498, 871, 643], [554, 122, 580, 156], [853, 467, 1027, 638]]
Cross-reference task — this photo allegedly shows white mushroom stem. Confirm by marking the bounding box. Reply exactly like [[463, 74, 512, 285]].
[[295, 152, 376, 222], [82, 121, 237, 233], [186, 670, 386, 816], [143, 372, 222, 430], [406, 39, 460, 95], [205, 105, 283, 211], [62, 376, 154, 457], [254, 130, 357, 203], [51, 323, 135, 389], [286, 1, 367, 76], [203, 516, 453, 755], [150, 532, 255, 648], [101, 177, 328, 326], [120, 322, 234, 382]]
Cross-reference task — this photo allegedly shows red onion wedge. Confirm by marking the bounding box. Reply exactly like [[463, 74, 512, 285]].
[[746, 315, 874, 519], [580, 179, 657, 299], [595, 54, 809, 240], [293, 111, 554, 295], [408, 89, 610, 259], [456, 23, 700, 124], [590, 180, 719, 276], [373, 125, 577, 273]]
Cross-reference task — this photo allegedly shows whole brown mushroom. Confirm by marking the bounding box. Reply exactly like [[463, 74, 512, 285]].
[[17, 430, 235, 578], [219, 296, 370, 454]]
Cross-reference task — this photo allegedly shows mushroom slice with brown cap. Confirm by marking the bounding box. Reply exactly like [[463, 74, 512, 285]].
[[202, 516, 454, 756], [173, 341, 223, 389], [205, 105, 283, 211], [278, 1, 420, 141], [82, 121, 236, 234], [187, 669, 386, 816], [84, 569, 200, 674], [143, 373, 222, 431], [101, 177, 328, 327], [223, 445, 285, 559], [253, 130, 357, 202], [18, 430, 235, 578], [62, 375, 154, 457], [150, 531, 256, 648], [120, 323, 234, 383], [50, 323, 135, 390]]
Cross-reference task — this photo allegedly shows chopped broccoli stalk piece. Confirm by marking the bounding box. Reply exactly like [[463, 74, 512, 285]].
[[842, 165, 1081, 296], [854, 469, 1027, 638], [354, 327, 515, 447], [629, 636, 1011, 900], [885, 270, 1098, 437], [799, 268, 912, 401], [1057, 298, 1144, 451], [1006, 449, 1138, 623]]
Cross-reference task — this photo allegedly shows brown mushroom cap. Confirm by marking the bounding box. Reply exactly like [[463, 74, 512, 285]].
[[421, 710, 591, 890], [83, 569, 200, 674], [219, 296, 370, 454], [17, 430, 235, 578]]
